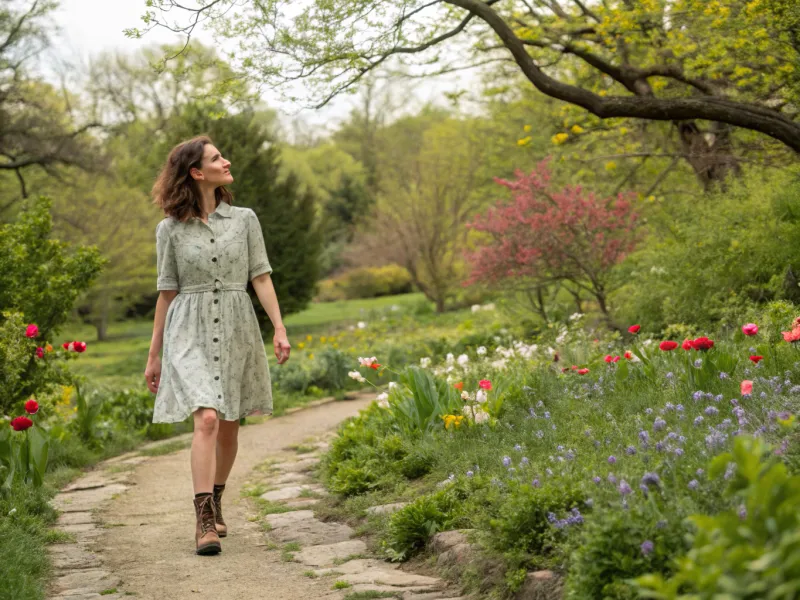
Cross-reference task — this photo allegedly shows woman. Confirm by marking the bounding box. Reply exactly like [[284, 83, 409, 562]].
[[144, 136, 291, 556]]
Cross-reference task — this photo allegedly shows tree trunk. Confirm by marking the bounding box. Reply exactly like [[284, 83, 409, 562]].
[[675, 121, 741, 188]]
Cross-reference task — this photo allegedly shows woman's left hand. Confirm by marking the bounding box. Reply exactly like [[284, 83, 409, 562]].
[[273, 327, 291, 364]]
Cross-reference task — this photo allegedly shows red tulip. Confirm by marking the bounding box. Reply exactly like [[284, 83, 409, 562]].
[[74, 341, 87, 353], [62, 341, 70, 350], [24, 399, 39, 415], [783, 328, 800, 343], [604, 355, 613, 363], [478, 379, 492, 390], [624, 351, 633, 360], [742, 323, 759, 336], [577, 368, 590, 375], [659, 341, 678, 351], [682, 339, 693, 351], [611, 355, 620, 363], [10, 416, 33, 431], [749, 355, 764, 364], [35, 347, 44, 359], [628, 325, 641, 334], [690, 337, 715, 351], [25, 324, 39, 338]]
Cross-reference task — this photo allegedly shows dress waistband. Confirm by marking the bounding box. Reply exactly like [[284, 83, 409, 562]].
[[179, 282, 248, 294]]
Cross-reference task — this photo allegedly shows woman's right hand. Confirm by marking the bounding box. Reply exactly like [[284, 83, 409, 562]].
[[144, 355, 162, 394]]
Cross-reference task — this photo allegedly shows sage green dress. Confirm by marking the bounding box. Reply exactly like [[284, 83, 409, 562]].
[[152, 201, 273, 423]]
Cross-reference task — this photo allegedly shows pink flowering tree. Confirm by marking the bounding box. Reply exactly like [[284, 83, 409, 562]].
[[465, 160, 640, 326]]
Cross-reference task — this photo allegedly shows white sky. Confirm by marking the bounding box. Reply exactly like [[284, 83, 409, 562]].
[[48, 0, 463, 135]]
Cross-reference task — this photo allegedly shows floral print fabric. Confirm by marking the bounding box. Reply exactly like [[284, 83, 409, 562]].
[[152, 201, 273, 423]]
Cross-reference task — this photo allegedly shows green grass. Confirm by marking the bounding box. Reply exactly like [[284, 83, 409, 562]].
[[332, 580, 352, 590], [343, 592, 402, 600], [281, 541, 302, 562], [283, 293, 426, 331]]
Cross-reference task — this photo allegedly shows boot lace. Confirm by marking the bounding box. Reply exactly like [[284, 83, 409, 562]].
[[197, 495, 216, 535]]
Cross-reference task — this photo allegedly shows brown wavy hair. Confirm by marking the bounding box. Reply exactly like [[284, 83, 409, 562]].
[[152, 135, 233, 221]]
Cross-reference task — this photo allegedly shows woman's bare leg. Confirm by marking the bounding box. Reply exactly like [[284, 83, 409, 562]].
[[191, 408, 219, 494], [215, 419, 240, 485]]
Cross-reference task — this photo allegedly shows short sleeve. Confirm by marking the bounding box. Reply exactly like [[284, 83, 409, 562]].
[[155, 220, 179, 291], [246, 209, 273, 280]]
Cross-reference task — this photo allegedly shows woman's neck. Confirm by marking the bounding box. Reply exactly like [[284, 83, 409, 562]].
[[198, 186, 217, 217]]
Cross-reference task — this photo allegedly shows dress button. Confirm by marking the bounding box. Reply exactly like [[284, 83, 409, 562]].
[[214, 299, 219, 304], [214, 318, 219, 323], [214, 356, 219, 361], [213, 337, 219, 342], [212, 257, 217, 262], [217, 395, 222, 399], [210, 238, 215, 243], [214, 376, 219, 381]]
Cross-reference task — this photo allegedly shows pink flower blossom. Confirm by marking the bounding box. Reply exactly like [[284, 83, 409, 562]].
[[741, 380, 753, 396], [742, 323, 758, 336], [25, 324, 39, 338]]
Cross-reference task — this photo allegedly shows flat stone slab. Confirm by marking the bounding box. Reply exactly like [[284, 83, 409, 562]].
[[339, 568, 441, 588], [293, 540, 367, 567], [53, 595, 126, 600], [366, 502, 408, 516], [53, 484, 129, 513], [60, 523, 103, 542], [283, 498, 321, 509], [347, 583, 440, 595], [270, 518, 354, 545], [265, 510, 316, 528], [49, 544, 103, 571], [57, 511, 95, 526], [260, 484, 326, 502], [431, 530, 473, 552], [272, 472, 313, 485], [315, 558, 398, 575], [273, 457, 320, 473], [52, 568, 121, 596]]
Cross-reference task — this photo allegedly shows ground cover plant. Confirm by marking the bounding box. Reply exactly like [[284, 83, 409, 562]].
[[318, 303, 800, 598]]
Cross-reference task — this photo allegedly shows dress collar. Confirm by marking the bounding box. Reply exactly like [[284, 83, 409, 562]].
[[212, 201, 233, 218]]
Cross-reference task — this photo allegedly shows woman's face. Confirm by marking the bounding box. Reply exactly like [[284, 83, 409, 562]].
[[191, 144, 233, 186]]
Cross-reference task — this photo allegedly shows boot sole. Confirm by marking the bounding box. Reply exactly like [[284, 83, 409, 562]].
[[196, 542, 222, 555]]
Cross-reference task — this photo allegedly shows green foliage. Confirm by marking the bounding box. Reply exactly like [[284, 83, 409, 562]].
[[0, 198, 103, 411], [389, 366, 463, 435], [616, 171, 800, 331], [488, 481, 585, 558], [383, 490, 461, 561], [316, 266, 413, 302], [69, 381, 104, 446], [0, 423, 49, 489], [567, 503, 690, 600], [636, 435, 800, 599]]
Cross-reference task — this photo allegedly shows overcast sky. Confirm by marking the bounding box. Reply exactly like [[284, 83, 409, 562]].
[[48, 0, 461, 134]]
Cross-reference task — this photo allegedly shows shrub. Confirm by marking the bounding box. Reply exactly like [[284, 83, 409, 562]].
[[488, 482, 586, 558], [383, 490, 461, 561], [398, 444, 436, 479], [636, 435, 800, 598], [566, 501, 690, 599], [316, 265, 413, 301]]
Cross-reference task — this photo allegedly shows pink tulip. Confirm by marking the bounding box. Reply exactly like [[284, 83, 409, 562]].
[[742, 323, 758, 336], [741, 380, 753, 396], [25, 324, 39, 338]]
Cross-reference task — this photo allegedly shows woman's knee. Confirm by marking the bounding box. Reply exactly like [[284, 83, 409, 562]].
[[194, 408, 219, 435]]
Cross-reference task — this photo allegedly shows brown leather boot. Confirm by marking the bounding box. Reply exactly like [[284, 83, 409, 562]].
[[213, 484, 227, 538], [193, 494, 221, 555]]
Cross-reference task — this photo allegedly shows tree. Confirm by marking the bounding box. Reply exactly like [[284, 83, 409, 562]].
[[348, 113, 486, 312], [1, 0, 100, 211], [465, 159, 640, 326], [137, 0, 800, 183]]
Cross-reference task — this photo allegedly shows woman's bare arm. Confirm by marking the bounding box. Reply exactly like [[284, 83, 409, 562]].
[[145, 290, 178, 392], [251, 273, 291, 364]]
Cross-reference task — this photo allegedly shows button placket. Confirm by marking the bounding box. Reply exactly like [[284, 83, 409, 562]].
[[209, 218, 223, 404]]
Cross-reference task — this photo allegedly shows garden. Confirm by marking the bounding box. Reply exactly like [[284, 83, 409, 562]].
[[4, 0, 800, 598]]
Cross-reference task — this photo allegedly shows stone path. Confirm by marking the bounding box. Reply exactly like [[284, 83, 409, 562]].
[[46, 395, 464, 600]]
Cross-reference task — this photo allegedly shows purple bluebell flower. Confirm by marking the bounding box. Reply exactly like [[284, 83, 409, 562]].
[[719, 372, 729, 380], [656, 520, 667, 529], [521, 457, 530, 466], [655, 441, 665, 451], [608, 455, 617, 464], [608, 473, 617, 484], [645, 408, 654, 415], [514, 444, 523, 452], [696, 468, 705, 476], [536, 430, 544, 439], [666, 372, 675, 380], [715, 394, 724, 402], [532, 478, 540, 487], [678, 436, 686, 444], [565, 450, 575, 461], [692, 391, 703, 402], [676, 404, 685, 412], [626, 446, 637, 456], [760, 392, 767, 399], [544, 411, 551, 419], [654, 418, 667, 431], [592, 476, 601, 484], [738, 505, 747, 520], [688, 479, 699, 490], [641, 540, 654, 556], [546, 512, 557, 523], [502, 456, 512, 467], [722, 418, 733, 428], [557, 445, 564, 451], [674, 448, 684, 457], [694, 415, 704, 426], [618, 480, 633, 495], [639, 430, 650, 444], [724, 462, 736, 480], [584, 429, 592, 437], [594, 440, 601, 448], [641, 472, 661, 487], [639, 484, 649, 495], [667, 432, 678, 440], [705, 406, 719, 416], [694, 359, 703, 368]]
